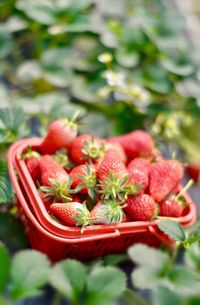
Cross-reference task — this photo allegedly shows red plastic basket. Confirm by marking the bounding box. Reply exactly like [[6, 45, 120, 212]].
[[7, 138, 197, 261]]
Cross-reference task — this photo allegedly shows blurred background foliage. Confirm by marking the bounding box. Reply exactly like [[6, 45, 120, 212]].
[[0, 0, 200, 163]]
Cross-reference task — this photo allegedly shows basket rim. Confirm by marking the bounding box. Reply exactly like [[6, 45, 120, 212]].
[[8, 138, 197, 239]]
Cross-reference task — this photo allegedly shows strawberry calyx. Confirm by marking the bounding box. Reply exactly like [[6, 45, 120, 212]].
[[74, 203, 94, 232], [99, 173, 140, 201], [40, 176, 74, 202], [82, 139, 106, 161], [75, 164, 97, 199], [21, 146, 40, 160], [53, 150, 72, 170], [93, 201, 125, 224], [61, 111, 80, 130]]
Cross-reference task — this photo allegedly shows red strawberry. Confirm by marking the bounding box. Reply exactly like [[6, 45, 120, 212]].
[[124, 194, 158, 221], [186, 164, 200, 183], [91, 201, 124, 225], [109, 130, 154, 160], [98, 150, 127, 182], [159, 179, 193, 217], [21, 148, 41, 182], [105, 141, 127, 163], [127, 158, 150, 192], [40, 155, 73, 201], [40, 117, 78, 154], [50, 202, 91, 227], [159, 198, 183, 217], [69, 134, 105, 164], [70, 164, 97, 197], [97, 150, 132, 200], [148, 160, 184, 202]]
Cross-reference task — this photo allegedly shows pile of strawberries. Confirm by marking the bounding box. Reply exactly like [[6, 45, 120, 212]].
[[21, 116, 191, 230]]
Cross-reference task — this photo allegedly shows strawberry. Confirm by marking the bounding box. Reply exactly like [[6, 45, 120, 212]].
[[39, 116, 78, 154], [97, 150, 133, 200], [21, 147, 41, 182], [109, 130, 154, 160], [50, 202, 91, 228], [70, 164, 97, 198], [127, 158, 150, 192], [105, 141, 127, 163], [159, 179, 193, 217], [159, 198, 184, 217], [53, 150, 73, 171], [186, 164, 200, 183], [91, 201, 125, 225], [69, 134, 106, 164], [39, 155, 73, 201], [124, 194, 158, 221], [148, 160, 184, 202]]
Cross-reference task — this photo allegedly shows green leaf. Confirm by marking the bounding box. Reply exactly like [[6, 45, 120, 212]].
[[116, 49, 139, 68], [0, 107, 26, 132], [10, 250, 51, 300], [87, 266, 126, 299], [183, 235, 200, 247], [122, 289, 149, 305], [184, 242, 200, 272], [103, 254, 127, 266], [131, 266, 164, 290], [0, 213, 28, 252], [161, 58, 194, 76], [49, 259, 87, 300], [0, 161, 13, 204], [158, 220, 186, 242], [0, 25, 12, 58], [16, 0, 56, 25], [0, 241, 10, 293], [128, 244, 169, 271], [151, 287, 183, 305], [168, 266, 200, 296]]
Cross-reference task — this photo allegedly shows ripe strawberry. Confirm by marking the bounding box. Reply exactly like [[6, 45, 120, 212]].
[[148, 160, 184, 202], [127, 158, 150, 192], [97, 150, 133, 200], [159, 179, 193, 217], [70, 164, 97, 197], [98, 150, 127, 182], [69, 134, 106, 164], [186, 164, 200, 183], [105, 141, 127, 163], [124, 194, 158, 221], [109, 130, 154, 160], [40, 117, 78, 154], [21, 147, 40, 182], [40, 155, 73, 201], [159, 198, 183, 217], [91, 201, 125, 225], [50, 202, 91, 227]]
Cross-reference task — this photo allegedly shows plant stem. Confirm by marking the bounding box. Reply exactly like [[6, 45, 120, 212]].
[[52, 291, 62, 305]]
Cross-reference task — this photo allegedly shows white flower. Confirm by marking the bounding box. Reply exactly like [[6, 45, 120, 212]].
[[103, 70, 126, 87]]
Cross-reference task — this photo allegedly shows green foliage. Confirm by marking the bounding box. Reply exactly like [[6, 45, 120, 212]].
[[10, 250, 51, 300], [0, 0, 199, 160], [0, 161, 13, 204]]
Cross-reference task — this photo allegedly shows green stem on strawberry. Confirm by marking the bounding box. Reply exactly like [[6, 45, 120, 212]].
[[174, 179, 193, 202]]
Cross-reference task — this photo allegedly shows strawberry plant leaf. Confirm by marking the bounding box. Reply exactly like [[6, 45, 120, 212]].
[[183, 235, 200, 248], [103, 254, 127, 266], [87, 266, 126, 300], [0, 213, 28, 251], [168, 266, 200, 296], [158, 220, 186, 242], [0, 241, 10, 293], [128, 244, 169, 272], [122, 288, 149, 305], [0, 160, 13, 204], [184, 242, 200, 272], [0, 107, 26, 132], [49, 259, 87, 300], [151, 287, 183, 305], [10, 250, 51, 300], [131, 266, 165, 290]]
